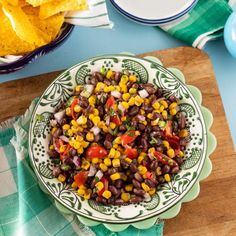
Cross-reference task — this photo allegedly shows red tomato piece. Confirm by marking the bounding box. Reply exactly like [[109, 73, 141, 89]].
[[105, 96, 115, 110], [70, 98, 79, 120], [120, 130, 139, 146], [110, 115, 121, 125], [154, 151, 178, 167], [74, 171, 88, 187], [86, 146, 108, 159], [124, 148, 138, 159], [164, 120, 173, 137]]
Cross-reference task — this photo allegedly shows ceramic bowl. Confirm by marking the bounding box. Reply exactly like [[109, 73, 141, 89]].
[[28, 54, 216, 231], [0, 23, 74, 74]]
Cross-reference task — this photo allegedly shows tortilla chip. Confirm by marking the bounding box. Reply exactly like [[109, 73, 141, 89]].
[[39, 0, 87, 19], [23, 5, 64, 41], [26, 0, 52, 7], [18, 0, 30, 7], [1, 1, 50, 46], [0, 8, 36, 56], [4, 0, 19, 6]]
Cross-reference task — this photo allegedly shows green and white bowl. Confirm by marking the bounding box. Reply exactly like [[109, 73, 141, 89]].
[[28, 55, 216, 231]]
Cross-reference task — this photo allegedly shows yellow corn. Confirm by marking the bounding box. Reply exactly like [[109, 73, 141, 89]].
[[121, 192, 130, 202], [99, 163, 108, 172], [151, 119, 159, 126], [77, 188, 85, 196], [75, 85, 81, 92], [95, 82, 106, 91], [114, 150, 121, 159], [49, 145, 54, 150], [164, 174, 171, 182], [160, 100, 168, 109], [102, 125, 109, 133], [76, 135, 83, 142], [162, 140, 170, 149], [71, 181, 77, 189], [148, 147, 155, 153], [103, 86, 110, 93], [125, 157, 132, 163], [125, 184, 133, 192], [95, 181, 104, 191], [167, 148, 175, 158], [62, 124, 70, 130], [66, 107, 71, 116], [147, 113, 153, 119], [98, 121, 105, 129], [92, 116, 100, 126], [73, 141, 80, 149], [140, 109, 145, 115], [162, 110, 168, 119], [104, 158, 112, 166], [109, 122, 116, 129], [120, 75, 129, 84], [88, 95, 96, 105], [81, 141, 89, 148], [156, 167, 162, 176], [92, 109, 99, 116], [179, 151, 184, 158], [112, 159, 120, 167], [51, 127, 57, 134], [138, 165, 147, 175], [81, 159, 90, 170], [141, 182, 150, 192], [149, 188, 156, 196], [134, 95, 144, 106], [102, 190, 112, 199], [140, 152, 146, 157], [71, 120, 79, 127], [113, 137, 121, 144], [169, 102, 177, 110], [71, 126, 79, 134], [86, 132, 94, 142], [120, 84, 127, 93], [69, 140, 74, 147], [59, 145, 66, 153], [137, 155, 144, 164], [92, 157, 99, 164], [121, 101, 129, 109], [113, 144, 118, 149], [128, 97, 135, 106], [129, 75, 137, 82], [77, 147, 84, 154], [110, 173, 121, 181], [77, 115, 87, 125], [84, 190, 91, 199], [74, 104, 81, 113], [106, 70, 113, 79], [121, 116, 127, 121], [122, 93, 130, 101], [58, 174, 66, 183], [169, 108, 177, 116], [152, 101, 160, 110], [109, 148, 116, 158], [179, 129, 189, 138], [159, 105, 165, 113], [129, 88, 137, 94], [89, 114, 95, 120]]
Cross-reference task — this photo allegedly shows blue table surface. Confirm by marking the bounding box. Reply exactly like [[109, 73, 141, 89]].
[[1, 1, 236, 148]]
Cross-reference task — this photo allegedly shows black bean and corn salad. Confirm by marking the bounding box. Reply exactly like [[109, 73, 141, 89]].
[[48, 68, 189, 205]]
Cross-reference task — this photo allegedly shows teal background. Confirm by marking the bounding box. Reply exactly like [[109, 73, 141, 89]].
[[0, 1, 236, 147]]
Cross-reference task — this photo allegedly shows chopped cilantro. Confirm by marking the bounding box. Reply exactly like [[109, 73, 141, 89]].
[[112, 127, 118, 135], [127, 130, 135, 136], [109, 108, 115, 116], [66, 97, 74, 107], [95, 176, 99, 182], [150, 137, 158, 145]]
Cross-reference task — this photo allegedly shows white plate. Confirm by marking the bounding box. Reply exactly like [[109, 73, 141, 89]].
[[110, 0, 198, 24]]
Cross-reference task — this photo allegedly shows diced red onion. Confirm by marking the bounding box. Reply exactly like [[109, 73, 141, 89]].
[[59, 135, 69, 143], [80, 84, 94, 98], [118, 103, 126, 114], [88, 164, 97, 177], [53, 138, 60, 153], [137, 115, 146, 121], [50, 119, 57, 127], [90, 126, 101, 135], [156, 97, 165, 102], [111, 90, 121, 98], [138, 89, 149, 98], [143, 193, 151, 202], [95, 170, 103, 180], [54, 110, 65, 123], [105, 115, 110, 126], [73, 156, 81, 167]]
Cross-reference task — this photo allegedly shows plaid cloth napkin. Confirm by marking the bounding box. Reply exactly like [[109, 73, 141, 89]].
[[0, 99, 164, 236], [161, 0, 233, 48]]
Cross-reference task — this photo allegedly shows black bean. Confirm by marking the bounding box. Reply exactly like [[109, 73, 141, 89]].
[[142, 103, 153, 113], [157, 176, 165, 184], [109, 185, 119, 195], [171, 166, 180, 174], [150, 161, 159, 171], [101, 198, 108, 205], [129, 196, 143, 204], [172, 121, 179, 133], [152, 112, 162, 120], [145, 125, 152, 133], [107, 196, 116, 205], [120, 159, 130, 169], [175, 157, 184, 165], [52, 166, 61, 177], [152, 126, 161, 131], [79, 97, 89, 108], [141, 84, 156, 94], [156, 146, 164, 153], [144, 179, 156, 188], [169, 95, 177, 102], [155, 89, 163, 98], [131, 119, 138, 127], [107, 167, 118, 175], [90, 75, 98, 85], [132, 179, 141, 188], [128, 106, 139, 116], [130, 163, 137, 173], [60, 118, 67, 126], [104, 140, 112, 149], [97, 106, 105, 117], [114, 199, 124, 205], [119, 124, 126, 131], [131, 83, 139, 89], [63, 158, 74, 166], [96, 196, 103, 203], [138, 123, 146, 131], [114, 72, 121, 82], [48, 149, 59, 158], [140, 139, 148, 152], [87, 105, 94, 113], [162, 165, 171, 174], [177, 112, 186, 129], [134, 172, 143, 182], [115, 179, 123, 189], [149, 95, 157, 103], [180, 138, 187, 147], [104, 79, 111, 86], [126, 82, 133, 89], [90, 178, 97, 188], [133, 188, 146, 196], [94, 72, 104, 82], [105, 133, 113, 142]]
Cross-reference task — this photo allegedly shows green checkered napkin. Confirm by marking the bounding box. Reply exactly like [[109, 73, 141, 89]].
[[160, 0, 233, 48], [0, 99, 164, 236]]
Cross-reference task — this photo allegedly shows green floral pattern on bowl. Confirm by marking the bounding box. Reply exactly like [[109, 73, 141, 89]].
[[29, 55, 216, 230]]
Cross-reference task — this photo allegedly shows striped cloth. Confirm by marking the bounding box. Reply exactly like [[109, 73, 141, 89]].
[[0, 99, 164, 236], [160, 0, 233, 48]]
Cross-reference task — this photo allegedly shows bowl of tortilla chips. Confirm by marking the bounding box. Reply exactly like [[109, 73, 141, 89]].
[[0, 0, 87, 73]]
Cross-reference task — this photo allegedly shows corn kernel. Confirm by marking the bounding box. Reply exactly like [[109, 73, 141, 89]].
[[121, 101, 129, 109], [162, 110, 168, 119], [95, 181, 104, 191], [134, 95, 144, 106], [77, 147, 84, 154], [69, 140, 74, 147], [129, 88, 137, 94], [75, 85, 81, 92], [59, 145, 66, 153], [164, 174, 171, 182], [93, 108, 99, 116], [71, 126, 79, 134], [122, 93, 130, 101], [114, 150, 121, 159], [98, 121, 105, 129], [71, 181, 77, 189], [113, 137, 121, 144], [58, 174, 66, 183], [148, 147, 155, 153], [140, 152, 146, 157], [112, 159, 120, 167], [66, 107, 72, 116], [109, 86, 116, 92], [92, 116, 100, 126], [162, 140, 170, 149], [169, 108, 177, 116], [156, 167, 162, 176], [179, 151, 184, 158], [95, 82, 106, 91], [82, 159, 90, 170], [109, 122, 116, 129], [120, 84, 128, 93], [137, 155, 144, 164], [179, 129, 189, 138], [102, 190, 112, 199], [84, 190, 91, 200], [129, 75, 137, 82], [125, 157, 132, 163], [51, 127, 57, 135], [71, 120, 78, 127], [76, 135, 83, 142], [121, 116, 127, 121], [149, 188, 156, 196], [62, 124, 70, 131], [114, 86, 121, 91], [49, 144, 54, 150], [77, 188, 85, 196], [160, 100, 168, 109], [140, 109, 145, 115], [92, 157, 99, 164], [151, 119, 159, 126], [102, 126, 109, 133], [100, 163, 108, 172], [106, 70, 113, 79], [125, 184, 133, 192], [167, 148, 175, 158], [77, 115, 87, 125], [138, 165, 147, 175], [110, 173, 121, 181], [121, 192, 130, 202], [73, 141, 80, 149], [74, 104, 81, 113], [89, 114, 95, 120], [109, 148, 116, 158], [159, 105, 165, 113], [169, 102, 177, 110], [128, 97, 135, 106], [147, 113, 153, 119], [152, 101, 160, 110], [104, 158, 112, 166], [113, 144, 118, 149], [103, 86, 110, 93], [121, 174, 127, 181], [86, 132, 94, 142], [88, 95, 96, 105], [120, 75, 129, 84], [141, 182, 150, 192], [81, 141, 89, 148]]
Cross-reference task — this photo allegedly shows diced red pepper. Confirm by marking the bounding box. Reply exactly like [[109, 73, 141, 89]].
[[105, 96, 115, 110], [110, 115, 121, 125], [74, 171, 88, 187], [70, 98, 79, 120], [154, 151, 178, 167], [166, 136, 180, 150], [54, 138, 64, 153], [124, 148, 138, 159], [120, 130, 140, 146], [60, 144, 71, 160], [85, 146, 108, 159], [164, 120, 173, 137]]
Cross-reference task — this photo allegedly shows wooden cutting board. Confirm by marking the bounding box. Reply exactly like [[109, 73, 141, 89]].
[[1, 47, 236, 236]]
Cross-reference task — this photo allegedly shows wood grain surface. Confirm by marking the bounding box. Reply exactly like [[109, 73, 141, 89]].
[[0, 47, 235, 236]]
